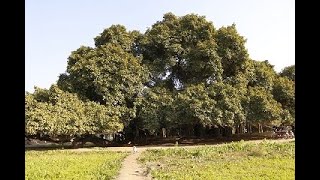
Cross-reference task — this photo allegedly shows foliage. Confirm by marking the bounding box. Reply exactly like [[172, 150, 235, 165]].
[[27, 12, 295, 138], [280, 65, 295, 82], [215, 24, 249, 78], [25, 85, 123, 137], [138, 87, 176, 131], [25, 150, 128, 180], [60, 44, 148, 106], [140, 12, 222, 89], [248, 60, 277, 91], [207, 82, 245, 126], [244, 87, 283, 125], [94, 24, 142, 55], [272, 76, 295, 123], [175, 84, 218, 126]]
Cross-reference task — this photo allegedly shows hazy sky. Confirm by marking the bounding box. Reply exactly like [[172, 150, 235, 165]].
[[26, 0, 295, 92]]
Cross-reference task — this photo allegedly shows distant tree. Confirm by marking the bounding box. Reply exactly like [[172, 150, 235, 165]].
[[244, 87, 283, 130], [272, 76, 295, 122], [280, 65, 295, 82]]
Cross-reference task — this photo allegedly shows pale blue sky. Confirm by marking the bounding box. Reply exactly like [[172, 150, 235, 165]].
[[26, 0, 295, 92]]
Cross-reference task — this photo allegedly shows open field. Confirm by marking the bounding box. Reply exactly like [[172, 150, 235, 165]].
[[25, 139, 294, 180], [25, 150, 129, 180], [138, 140, 295, 180]]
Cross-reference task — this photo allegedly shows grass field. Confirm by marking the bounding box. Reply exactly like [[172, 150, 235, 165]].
[[25, 149, 129, 180], [139, 140, 295, 180]]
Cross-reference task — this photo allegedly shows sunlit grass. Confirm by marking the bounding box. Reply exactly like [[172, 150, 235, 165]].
[[26, 149, 129, 180], [139, 140, 295, 180]]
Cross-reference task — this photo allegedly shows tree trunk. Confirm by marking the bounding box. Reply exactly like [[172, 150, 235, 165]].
[[242, 123, 245, 134], [162, 128, 166, 138], [134, 127, 139, 142], [258, 123, 264, 133], [247, 123, 252, 133], [232, 126, 236, 134], [238, 123, 245, 134]]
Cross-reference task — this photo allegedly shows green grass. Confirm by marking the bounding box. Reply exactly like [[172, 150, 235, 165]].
[[25, 149, 129, 180], [139, 140, 295, 180]]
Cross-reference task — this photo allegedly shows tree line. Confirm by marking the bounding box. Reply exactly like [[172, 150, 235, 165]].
[[25, 13, 295, 142]]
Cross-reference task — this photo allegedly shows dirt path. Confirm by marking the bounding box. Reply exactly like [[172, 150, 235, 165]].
[[116, 150, 150, 180], [69, 138, 294, 153], [64, 138, 294, 180]]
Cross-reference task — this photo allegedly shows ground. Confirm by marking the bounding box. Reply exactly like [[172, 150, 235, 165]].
[[68, 138, 294, 180], [25, 135, 294, 180]]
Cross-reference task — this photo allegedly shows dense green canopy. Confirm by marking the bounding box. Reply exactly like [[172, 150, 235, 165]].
[[25, 85, 123, 137], [26, 13, 295, 138]]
